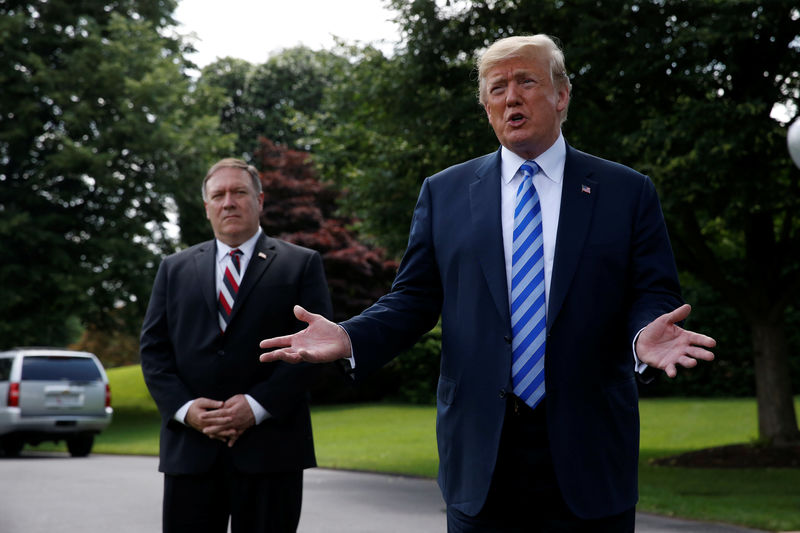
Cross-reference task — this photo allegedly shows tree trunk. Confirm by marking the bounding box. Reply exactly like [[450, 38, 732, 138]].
[[751, 321, 800, 445]]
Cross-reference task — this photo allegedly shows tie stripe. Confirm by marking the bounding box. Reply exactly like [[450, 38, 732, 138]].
[[218, 248, 243, 332], [511, 162, 546, 408]]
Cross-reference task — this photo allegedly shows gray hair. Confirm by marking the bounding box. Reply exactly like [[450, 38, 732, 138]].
[[201, 158, 262, 201]]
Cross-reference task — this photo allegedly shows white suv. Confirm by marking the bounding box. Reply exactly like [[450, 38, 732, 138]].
[[0, 348, 113, 457]]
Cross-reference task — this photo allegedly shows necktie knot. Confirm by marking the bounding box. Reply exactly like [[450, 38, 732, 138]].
[[229, 248, 243, 273], [519, 161, 539, 181]]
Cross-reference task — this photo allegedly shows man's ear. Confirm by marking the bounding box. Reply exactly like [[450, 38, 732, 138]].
[[556, 85, 570, 113]]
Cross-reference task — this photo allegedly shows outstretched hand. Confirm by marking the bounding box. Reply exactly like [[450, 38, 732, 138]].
[[636, 304, 716, 378], [259, 305, 351, 364]]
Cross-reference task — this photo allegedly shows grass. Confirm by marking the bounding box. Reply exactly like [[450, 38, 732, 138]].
[[310, 403, 438, 477], [25, 365, 800, 531], [638, 398, 800, 531]]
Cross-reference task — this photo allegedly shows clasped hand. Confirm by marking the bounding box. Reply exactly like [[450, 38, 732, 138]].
[[185, 394, 255, 447]]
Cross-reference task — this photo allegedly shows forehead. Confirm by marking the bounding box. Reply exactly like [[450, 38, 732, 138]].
[[485, 54, 549, 80], [206, 167, 253, 191]]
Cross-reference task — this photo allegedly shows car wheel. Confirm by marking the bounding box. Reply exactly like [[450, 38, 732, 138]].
[[66, 434, 94, 457], [1, 435, 24, 457]]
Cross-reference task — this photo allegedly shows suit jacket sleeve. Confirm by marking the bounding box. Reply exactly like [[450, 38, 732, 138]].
[[625, 175, 683, 342], [342, 178, 443, 379], [139, 258, 196, 423]]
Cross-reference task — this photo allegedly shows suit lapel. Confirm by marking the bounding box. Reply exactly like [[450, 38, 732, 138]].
[[193, 240, 219, 320], [470, 149, 511, 325], [229, 232, 277, 322], [547, 145, 598, 331]]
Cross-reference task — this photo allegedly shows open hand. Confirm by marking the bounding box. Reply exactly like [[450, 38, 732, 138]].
[[259, 305, 351, 364], [636, 304, 716, 378]]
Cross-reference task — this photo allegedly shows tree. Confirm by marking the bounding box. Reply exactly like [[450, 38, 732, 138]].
[[195, 57, 254, 160], [198, 47, 349, 162], [309, 0, 800, 443], [252, 137, 397, 322], [0, 0, 233, 348], [309, 40, 496, 257]]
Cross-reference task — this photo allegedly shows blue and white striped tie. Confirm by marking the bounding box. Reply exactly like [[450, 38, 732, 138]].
[[511, 161, 546, 409]]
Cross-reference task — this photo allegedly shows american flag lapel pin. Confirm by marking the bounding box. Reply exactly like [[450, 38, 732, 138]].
[[581, 184, 592, 194]]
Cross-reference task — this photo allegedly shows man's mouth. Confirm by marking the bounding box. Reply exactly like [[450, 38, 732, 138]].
[[508, 113, 526, 125]]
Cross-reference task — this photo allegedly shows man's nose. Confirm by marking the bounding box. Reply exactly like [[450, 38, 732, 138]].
[[505, 82, 521, 105]]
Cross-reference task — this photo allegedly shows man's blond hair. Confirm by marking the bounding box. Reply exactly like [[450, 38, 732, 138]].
[[477, 34, 572, 123]]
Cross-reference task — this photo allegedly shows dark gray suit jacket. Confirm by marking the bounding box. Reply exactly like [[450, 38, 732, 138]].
[[141, 232, 332, 474]]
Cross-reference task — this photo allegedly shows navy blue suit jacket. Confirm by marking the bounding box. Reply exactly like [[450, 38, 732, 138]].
[[342, 144, 682, 519], [140, 233, 332, 475]]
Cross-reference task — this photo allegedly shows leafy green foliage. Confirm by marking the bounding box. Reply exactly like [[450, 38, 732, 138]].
[[308, 41, 496, 257], [0, 1, 233, 346], [198, 46, 349, 159]]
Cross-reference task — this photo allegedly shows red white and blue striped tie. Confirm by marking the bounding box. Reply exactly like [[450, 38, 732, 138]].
[[218, 248, 243, 333], [511, 161, 546, 409]]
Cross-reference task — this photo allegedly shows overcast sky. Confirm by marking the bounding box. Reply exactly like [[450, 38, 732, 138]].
[[173, 0, 402, 68]]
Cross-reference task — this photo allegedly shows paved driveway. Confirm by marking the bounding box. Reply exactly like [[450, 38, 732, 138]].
[[0, 453, 767, 532]]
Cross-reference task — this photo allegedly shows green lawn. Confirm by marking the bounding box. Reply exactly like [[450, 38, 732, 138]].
[[638, 398, 800, 531], [28, 365, 799, 531]]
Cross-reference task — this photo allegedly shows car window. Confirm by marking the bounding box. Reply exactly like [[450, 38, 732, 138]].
[[21, 356, 102, 381], [0, 358, 12, 380]]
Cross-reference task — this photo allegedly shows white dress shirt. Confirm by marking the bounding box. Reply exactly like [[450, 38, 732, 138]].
[[174, 228, 270, 425], [500, 135, 565, 311]]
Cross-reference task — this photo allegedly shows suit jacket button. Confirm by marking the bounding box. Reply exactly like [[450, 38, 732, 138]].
[[503, 335, 512, 344], [217, 350, 225, 356], [498, 388, 507, 399]]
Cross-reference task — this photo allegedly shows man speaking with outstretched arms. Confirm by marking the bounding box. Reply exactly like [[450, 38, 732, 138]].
[[259, 35, 715, 532]]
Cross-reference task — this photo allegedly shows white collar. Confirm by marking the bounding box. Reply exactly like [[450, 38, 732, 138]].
[[500, 133, 567, 185], [215, 227, 262, 263]]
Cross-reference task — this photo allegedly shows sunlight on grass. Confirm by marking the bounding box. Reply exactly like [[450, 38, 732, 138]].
[[639, 397, 761, 455], [107, 364, 159, 413], [311, 404, 438, 478]]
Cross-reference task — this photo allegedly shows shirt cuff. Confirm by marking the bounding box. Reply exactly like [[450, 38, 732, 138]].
[[245, 394, 270, 424], [174, 400, 193, 424], [632, 327, 648, 374], [174, 397, 271, 425], [339, 324, 356, 369]]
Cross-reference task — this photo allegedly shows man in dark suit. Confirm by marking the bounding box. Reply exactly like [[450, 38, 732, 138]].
[[259, 35, 715, 531], [140, 158, 332, 533]]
